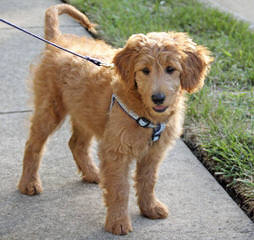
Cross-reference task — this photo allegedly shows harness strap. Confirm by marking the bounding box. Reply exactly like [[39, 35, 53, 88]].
[[110, 94, 166, 142]]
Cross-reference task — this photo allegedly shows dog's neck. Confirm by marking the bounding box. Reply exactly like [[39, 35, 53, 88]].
[[111, 79, 172, 124]]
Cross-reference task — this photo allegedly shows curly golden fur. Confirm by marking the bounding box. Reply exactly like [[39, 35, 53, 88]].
[[18, 4, 213, 235]]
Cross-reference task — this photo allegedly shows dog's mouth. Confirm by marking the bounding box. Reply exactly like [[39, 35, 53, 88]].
[[152, 105, 168, 113]]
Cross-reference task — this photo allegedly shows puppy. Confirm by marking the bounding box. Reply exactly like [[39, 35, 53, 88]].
[[18, 4, 213, 235]]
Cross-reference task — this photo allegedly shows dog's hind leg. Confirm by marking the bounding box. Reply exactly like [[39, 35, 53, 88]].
[[18, 97, 66, 195], [69, 121, 99, 183]]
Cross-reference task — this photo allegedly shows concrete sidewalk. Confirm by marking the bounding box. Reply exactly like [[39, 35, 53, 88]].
[[199, 0, 254, 29], [0, 1, 254, 239]]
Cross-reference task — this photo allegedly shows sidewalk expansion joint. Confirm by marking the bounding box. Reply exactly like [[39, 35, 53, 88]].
[[0, 110, 32, 115], [0, 24, 87, 31]]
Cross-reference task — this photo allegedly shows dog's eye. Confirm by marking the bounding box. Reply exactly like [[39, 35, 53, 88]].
[[165, 66, 175, 74], [142, 68, 150, 75]]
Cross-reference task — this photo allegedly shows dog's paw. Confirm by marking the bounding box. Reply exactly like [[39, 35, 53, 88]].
[[82, 171, 100, 184], [140, 200, 168, 219], [105, 216, 133, 235], [18, 178, 43, 195]]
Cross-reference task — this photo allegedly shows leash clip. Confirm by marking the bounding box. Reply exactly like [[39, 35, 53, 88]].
[[100, 62, 115, 68]]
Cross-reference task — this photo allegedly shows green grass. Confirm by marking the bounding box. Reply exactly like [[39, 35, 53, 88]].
[[68, 0, 254, 214]]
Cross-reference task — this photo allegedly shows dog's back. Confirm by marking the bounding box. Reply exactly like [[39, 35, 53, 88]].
[[32, 4, 117, 137]]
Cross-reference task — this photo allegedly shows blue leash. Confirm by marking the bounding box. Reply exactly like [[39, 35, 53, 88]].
[[0, 18, 114, 68]]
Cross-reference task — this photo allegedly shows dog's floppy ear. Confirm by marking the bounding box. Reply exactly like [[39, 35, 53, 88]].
[[113, 34, 147, 88], [180, 44, 213, 93]]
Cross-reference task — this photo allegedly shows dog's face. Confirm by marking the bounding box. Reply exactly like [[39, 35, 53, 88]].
[[113, 32, 213, 117], [133, 46, 182, 114]]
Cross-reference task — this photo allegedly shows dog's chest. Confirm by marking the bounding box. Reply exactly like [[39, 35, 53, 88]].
[[128, 126, 153, 158], [111, 120, 154, 158], [107, 104, 167, 159]]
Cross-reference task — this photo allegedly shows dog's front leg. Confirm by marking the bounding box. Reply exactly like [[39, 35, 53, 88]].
[[135, 148, 168, 219], [99, 144, 133, 235]]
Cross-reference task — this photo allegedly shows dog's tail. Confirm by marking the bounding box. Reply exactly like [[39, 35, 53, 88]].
[[44, 4, 97, 40]]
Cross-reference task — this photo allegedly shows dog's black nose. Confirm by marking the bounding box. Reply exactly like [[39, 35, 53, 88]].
[[151, 93, 165, 105]]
